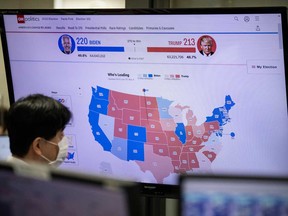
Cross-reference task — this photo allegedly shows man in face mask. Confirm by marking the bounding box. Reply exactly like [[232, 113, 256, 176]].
[[39, 133, 69, 167], [6, 94, 72, 167]]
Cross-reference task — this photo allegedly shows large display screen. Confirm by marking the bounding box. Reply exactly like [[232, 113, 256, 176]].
[[1, 8, 287, 191]]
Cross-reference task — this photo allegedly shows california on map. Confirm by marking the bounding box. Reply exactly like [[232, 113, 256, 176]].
[[88, 86, 235, 183]]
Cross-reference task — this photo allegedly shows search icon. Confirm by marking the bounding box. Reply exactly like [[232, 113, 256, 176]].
[[234, 16, 239, 21]]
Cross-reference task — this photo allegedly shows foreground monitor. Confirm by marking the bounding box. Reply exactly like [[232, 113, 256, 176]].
[[0, 7, 287, 197], [0, 161, 139, 216], [179, 174, 288, 216]]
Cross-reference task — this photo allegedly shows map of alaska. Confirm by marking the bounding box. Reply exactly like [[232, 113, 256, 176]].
[[88, 86, 235, 183]]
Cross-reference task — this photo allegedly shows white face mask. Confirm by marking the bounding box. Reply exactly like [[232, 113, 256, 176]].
[[40, 136, 68, 167]]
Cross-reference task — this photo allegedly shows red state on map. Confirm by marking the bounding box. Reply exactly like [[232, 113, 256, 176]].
[[188, 152, 200, 168], [179, 152, 189, 170], [172, 160, 181, 173], [140, 107, 160, 121], [201, 132, 210, 142], [191, 136, 203, 145], [185, 125, 194, 141], [123, 109, 141, 125], [107, 96, 123, 119], [165, 131, 183, 146], [114, 118, 128, 139], [182, 144, 204, 153], [203, 151, 217, 162], [111, 90, 140, 110], [140, 96, 159, 109], [141, 119, 163, 132], [169, 146, 181, 160], [150, 143, 169, 157], [204, 121, 220, 133], [146, 131, 168, 144]]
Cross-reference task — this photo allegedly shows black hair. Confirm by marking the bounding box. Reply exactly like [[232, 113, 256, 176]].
[[6, 94, 72, 157]]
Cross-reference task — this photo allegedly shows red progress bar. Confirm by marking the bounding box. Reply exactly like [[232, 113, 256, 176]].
[[147, 47, 196, 52]]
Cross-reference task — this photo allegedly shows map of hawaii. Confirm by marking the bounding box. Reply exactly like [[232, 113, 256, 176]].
[[88, 86, 235, 183]]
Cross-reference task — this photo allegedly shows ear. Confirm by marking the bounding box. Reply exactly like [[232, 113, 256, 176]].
[[31, 137, 43, 156]]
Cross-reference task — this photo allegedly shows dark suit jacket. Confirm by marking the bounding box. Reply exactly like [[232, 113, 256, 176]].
[[200, 50, 214, 56]]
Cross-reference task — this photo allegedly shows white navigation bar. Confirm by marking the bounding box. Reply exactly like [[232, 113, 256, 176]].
[[3, 14, 282, 33]]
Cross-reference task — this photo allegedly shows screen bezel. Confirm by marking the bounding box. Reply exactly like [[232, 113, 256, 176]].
[[0, 7, 287, 198]]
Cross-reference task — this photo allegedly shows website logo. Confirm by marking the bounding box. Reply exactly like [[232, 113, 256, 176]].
[[17, 15, 25, 24], [16, 15, 40, 24]]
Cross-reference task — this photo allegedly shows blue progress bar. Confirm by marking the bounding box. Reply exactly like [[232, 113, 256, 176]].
[[77, 46, 124, 52]]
